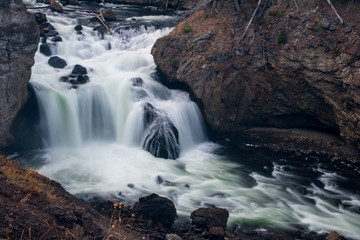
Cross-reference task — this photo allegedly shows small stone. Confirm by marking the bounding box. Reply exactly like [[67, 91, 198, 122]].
[[326, 231, 342, 240], [76, 75, 89, 84], [72, 64, 87, 75], [209, 227, 225, 240], [48, 56, 67, 69], [60, 76, 69, 82], [50, 1, 63, 12], [74, 25, 83, 31], [166, 234, 183, 240], [51, 36, 62, 42]]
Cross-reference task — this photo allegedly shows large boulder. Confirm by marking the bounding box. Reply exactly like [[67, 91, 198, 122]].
[[133, 193, 177, 228], [0, 0, 39, 147], [142, 103, 180, 159], [151, 0, 360, 153], [190, 208, 229, 229]]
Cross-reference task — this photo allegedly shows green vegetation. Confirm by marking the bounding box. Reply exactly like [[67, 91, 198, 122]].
[[277, 30, 287, 44], [182, 24, 192, 33], [171, 59, 178, 69]]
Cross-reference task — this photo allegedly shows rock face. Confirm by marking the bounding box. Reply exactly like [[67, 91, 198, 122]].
[[151, 0, 360, 150], [0, 0, 39, 147]]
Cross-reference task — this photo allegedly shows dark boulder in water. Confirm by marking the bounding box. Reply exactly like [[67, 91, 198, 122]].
[[72, 64, 87, 75], [131, 77, 143, 87], [74, 24, 83, 31], [142, 103, 180, 159], [40, 43, 52, 56], [133, 193, 176, 228], [48, 56, 67, 69], [51, 36, 62, 42]]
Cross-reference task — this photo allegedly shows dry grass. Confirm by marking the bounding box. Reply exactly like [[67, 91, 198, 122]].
[[0, 155, 64, 204]]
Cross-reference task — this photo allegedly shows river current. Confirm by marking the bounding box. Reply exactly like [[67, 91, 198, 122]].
[[21, 1, 360, 239]]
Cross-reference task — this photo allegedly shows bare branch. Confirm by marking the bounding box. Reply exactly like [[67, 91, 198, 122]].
[[239, 0, 263, 42], [293, 0, 299, 13], [326, 0, 344, 24], [234, 0, 240, 12]]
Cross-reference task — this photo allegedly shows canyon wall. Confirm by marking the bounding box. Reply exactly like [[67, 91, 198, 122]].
[[0, 0, 39, 147], [152, 0, 360, 149]]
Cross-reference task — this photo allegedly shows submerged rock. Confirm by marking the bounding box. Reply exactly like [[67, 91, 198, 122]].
[[142, 103, 180, 159], [48, 56, 67, 68], [133, 193, 177, 228]]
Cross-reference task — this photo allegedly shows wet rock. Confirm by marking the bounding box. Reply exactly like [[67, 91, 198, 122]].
[[73, 75, 89, 84], [72, 64, 87, 75], [50, 1, 64, 12], [48, 56, 67, 69], [34, 13, 47, 24], [51, 36, 62, 42], [39, 43, 52, 56], [191, 208, 229, 229], [102, 8, 116, 21], [131, 77, 144, 87], [133, 193, 177, 228], [74, 24, 83, 31]]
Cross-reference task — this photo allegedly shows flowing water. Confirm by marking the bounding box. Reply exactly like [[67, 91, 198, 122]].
[[22, 2, 360, 239]]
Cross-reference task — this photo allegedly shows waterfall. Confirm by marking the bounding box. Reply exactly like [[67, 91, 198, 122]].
[[31, 14, 207, 158]]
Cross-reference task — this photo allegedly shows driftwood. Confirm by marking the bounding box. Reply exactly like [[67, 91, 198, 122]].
[[96, 16, 112, 34], [326, 0, 344, 24], [239, 0, 263, 42]]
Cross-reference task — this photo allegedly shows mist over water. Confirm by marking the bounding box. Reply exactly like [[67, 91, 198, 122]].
[[25, 5, 360, 239]]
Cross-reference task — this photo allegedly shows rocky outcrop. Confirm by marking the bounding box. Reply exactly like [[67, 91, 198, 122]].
[[151, 0, 360, 151], [0, 0, 39, 147]]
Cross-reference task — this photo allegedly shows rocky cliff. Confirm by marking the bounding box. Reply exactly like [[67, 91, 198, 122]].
[[0, 0, 39, 147], [152, 0, 360, 151]]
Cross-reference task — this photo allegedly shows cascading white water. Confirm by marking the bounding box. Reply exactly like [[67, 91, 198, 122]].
[[26, 7, 360, 240]]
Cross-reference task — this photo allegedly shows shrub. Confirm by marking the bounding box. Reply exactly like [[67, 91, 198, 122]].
[[182, 24, 192, 33], [277, 30, 287, 44], [171, 59, 178, 69]]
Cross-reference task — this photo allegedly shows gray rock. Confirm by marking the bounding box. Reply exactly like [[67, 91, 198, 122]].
[[0, 0, 39, 146]]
